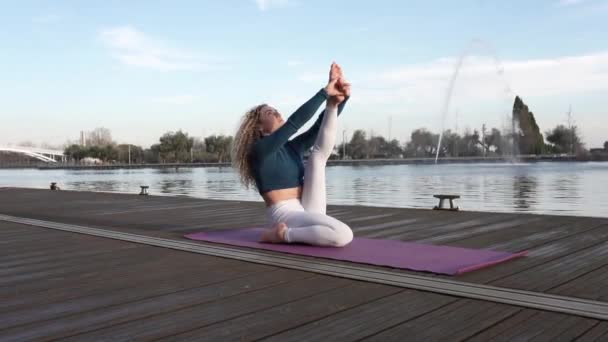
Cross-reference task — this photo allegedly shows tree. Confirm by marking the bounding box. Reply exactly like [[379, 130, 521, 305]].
[[545, 124, 583, 154], [158, 130, 194, 163], [85, 145, 118, 162], [116, 144, 144, 164], [406, 128, 438, 157], [513, 96, 544, 155], [204, 135, 234, 163], [384, 139, 403, 158], [64, 143, 119, 162], [439, 130, 461, 157], [347, 130, 368, 159], [102, 144, 119, 161], [86, 127, 113, 146], [367, 136, 384, 158], [460, 129, 482, 157], [484, 128, 503, 155], [64, 144, 87, 161], [145, 144, 161, 163]]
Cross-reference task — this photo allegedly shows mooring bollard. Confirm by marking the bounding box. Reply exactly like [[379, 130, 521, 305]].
[[139, 186, 149, 196], [433, 194, 460, 211]]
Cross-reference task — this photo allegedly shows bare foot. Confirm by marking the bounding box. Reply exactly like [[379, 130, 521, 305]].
[[260, 223, 287, 243]]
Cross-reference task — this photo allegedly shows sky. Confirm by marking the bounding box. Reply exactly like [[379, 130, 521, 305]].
[[1, 0, 607, 149]]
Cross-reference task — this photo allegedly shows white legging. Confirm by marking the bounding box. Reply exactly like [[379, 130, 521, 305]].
[[266, 103, 354, 247]]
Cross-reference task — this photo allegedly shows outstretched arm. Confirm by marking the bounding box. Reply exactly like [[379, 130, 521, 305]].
[[253, 88, 329, 158], [289, 96, 349, 154]]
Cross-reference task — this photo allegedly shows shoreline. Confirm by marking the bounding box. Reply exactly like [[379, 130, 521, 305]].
[[0, 154, 594, 170]]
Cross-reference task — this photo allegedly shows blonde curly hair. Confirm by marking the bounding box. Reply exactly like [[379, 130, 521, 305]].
[[231, 104, 269, 189]]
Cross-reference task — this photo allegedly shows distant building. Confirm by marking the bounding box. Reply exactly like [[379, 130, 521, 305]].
[[80, 131, 87, 146], [590, 148, 608, 161]]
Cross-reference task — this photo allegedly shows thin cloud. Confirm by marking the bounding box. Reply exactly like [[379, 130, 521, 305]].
[[294, 51, 608, 106], [99, 26, 219, 72], [254, 0, 290, 11], [291, 51, 608, 146], [297, 71, 326, 83], [557, 0, 595, 6], [153, 95, 198, 105]]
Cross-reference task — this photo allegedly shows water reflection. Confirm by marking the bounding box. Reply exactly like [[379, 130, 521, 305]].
[[68, 180, 126, 192], [1, 162, 607, 217], [159, 179, 194, 195], [512, 175, 538, 210], [155, 168, 194, 175], [551, 174, 581, 200]]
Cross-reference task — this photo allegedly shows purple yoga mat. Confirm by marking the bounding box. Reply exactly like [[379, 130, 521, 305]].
[[184, 228, 528, 276]]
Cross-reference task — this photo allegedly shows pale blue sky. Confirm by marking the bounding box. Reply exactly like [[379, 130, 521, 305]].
[[1, 0, 607, 148]]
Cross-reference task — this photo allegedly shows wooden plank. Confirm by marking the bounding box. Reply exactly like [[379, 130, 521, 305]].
[[376, 216, 505, 241], [0, 239, 137, 269], [549, 264, 608, 301], [0, 253, 178, 298], [1, 230, 120, 253], [575, 322, 608, 342], [4, 188, 602, 248], [466, 310, 600, 342], [449, 217, 606, 251], [0, 246, 157, 288], [460, 224, 608, 285], [346, 212, 396, 222], [352, 218, 422, 233], [0, 187, 498, 238], [490, 240, 608, 294], [0, 242, 137, 276], [0, 228, 59, 240], [90, 202, 224, 216], [464, 309, 538, 341], [1, 254, 259, 313], [364, 299, 520, 341], [387, 213, 521, 239], [424, 215, 582, 245], [52, 275, 348, 342], [0, 259, 279, 330], [361, 212, 497, 238], [261, 290, 457, 341], [525, 316, 599, 342], [0, 249, 261, 304], [412, 216, 545, 244], [1, 188, 607, 341], [0, 226, 274, 312], [4, 214, 608, 321], [159, 283, 403, 341]]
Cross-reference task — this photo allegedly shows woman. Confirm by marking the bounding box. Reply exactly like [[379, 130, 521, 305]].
[[232, 63, 353, 247]]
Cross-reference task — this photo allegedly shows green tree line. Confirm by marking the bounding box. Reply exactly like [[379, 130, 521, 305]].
[[63, 96, 595, 164], [64, 130, 233, 164]]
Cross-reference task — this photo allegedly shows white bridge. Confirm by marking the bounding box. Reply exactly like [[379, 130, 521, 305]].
[[0, 146, 66, 163]]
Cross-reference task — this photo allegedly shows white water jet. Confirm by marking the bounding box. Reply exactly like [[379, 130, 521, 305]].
[[434, 39, 514, 164]]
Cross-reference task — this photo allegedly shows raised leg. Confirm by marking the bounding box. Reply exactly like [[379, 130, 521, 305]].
[[301, 104, 338, 215]]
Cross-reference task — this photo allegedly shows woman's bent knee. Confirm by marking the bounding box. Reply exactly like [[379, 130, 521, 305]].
[[331, 223, 353, 247]]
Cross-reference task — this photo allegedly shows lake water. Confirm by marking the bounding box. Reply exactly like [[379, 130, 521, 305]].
[[1, 162, 607, 217]]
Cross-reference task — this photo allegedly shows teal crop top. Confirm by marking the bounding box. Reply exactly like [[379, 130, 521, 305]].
[[251, 88, 348, 194]]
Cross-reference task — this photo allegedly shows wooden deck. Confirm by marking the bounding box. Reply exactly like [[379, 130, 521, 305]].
[[1, 187, 607, 340]]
